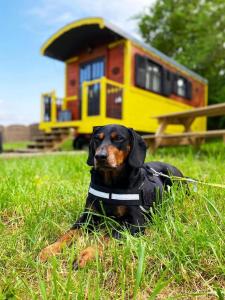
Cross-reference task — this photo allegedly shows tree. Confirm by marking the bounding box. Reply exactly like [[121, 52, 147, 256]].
[[137, 0, 225, 128]]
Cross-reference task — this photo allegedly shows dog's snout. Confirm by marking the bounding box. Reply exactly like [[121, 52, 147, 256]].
[[95, 152, 108, 161]]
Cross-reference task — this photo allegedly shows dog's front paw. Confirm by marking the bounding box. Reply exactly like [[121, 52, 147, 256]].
[[72, 246, 100, 270], [38, 242, 61, 262]]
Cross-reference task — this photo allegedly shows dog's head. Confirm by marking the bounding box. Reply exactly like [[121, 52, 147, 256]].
[[87, 124, 146, 170]]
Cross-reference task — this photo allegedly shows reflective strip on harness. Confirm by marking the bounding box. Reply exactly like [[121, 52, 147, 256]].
[[89, 187, 109, 199], [112, 193, 140, 200], [89, 187, 140, 201]]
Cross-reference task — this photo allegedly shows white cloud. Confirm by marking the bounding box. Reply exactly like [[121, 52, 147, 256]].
[[27, 0, 153, 38]]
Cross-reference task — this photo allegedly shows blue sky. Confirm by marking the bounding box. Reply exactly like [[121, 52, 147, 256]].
[[0, 0, 152, 125]]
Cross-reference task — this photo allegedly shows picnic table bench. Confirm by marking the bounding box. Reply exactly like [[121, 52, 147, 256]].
[[143, 102, 225, 152]]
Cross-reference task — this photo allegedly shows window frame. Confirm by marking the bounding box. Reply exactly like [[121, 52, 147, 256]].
[[79, 57, 105, 84], [135, 54, 192, 100], [135, 54, 163, 95], [173, 74, 192, 100]]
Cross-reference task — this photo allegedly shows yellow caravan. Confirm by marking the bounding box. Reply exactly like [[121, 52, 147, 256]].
[[38, 17, 207, 149]]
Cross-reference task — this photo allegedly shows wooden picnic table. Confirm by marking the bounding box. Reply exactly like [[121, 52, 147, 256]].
[[154, 102, 225, 134], [143, 102, 225, 151]]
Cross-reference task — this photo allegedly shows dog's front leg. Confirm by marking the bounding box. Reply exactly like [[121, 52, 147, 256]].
[[38, 213, 89, 263], [126, 209, 146, 236], [38, 228, 80, 262]]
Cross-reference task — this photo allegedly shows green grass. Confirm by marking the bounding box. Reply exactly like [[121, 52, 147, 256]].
[[2, 139, 74, 152], [0, 142, 224, 299], [60, 138, 74, 151], [3, 141, 29, 151]]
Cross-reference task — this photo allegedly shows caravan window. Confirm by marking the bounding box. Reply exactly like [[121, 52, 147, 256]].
[[135, 54, 162, 93], [177, 77, 186, 97], [173, 75, 192, 99], [135, 54, 192, 100], [146, 63, 161, 92]]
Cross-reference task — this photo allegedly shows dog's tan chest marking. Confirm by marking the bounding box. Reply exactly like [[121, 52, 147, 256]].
[[115, 205, 128, 217]]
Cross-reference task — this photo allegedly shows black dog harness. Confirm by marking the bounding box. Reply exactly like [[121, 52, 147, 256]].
[[87, 166, 166, 217], [88, 166, 159, 207], [88, 182, 144, 206]]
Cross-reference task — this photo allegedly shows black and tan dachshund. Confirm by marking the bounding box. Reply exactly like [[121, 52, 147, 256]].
[[39, 124, 185, 268]]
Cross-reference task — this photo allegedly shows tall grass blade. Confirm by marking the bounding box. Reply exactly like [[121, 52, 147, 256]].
[[133, 241, 146, 299]]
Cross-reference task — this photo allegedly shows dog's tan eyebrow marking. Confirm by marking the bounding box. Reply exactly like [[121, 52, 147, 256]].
[[98, 132, 105, 140], [111, 131, 118, 139]]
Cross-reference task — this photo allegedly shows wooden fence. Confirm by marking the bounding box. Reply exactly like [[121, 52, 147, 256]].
[[0, 123, 41, 142]]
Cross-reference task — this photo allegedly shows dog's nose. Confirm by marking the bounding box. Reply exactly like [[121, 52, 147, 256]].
[[95, 152, 107, 161]]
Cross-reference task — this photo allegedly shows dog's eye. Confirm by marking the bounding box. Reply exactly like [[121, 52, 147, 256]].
[[113, 135, 124, 142], [94, 134, 104, 142], [94, 136, 100, 141]]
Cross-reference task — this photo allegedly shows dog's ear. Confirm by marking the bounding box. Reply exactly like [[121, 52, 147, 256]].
[[128, 128, 147, 168], [87, 126, 102, 166]]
